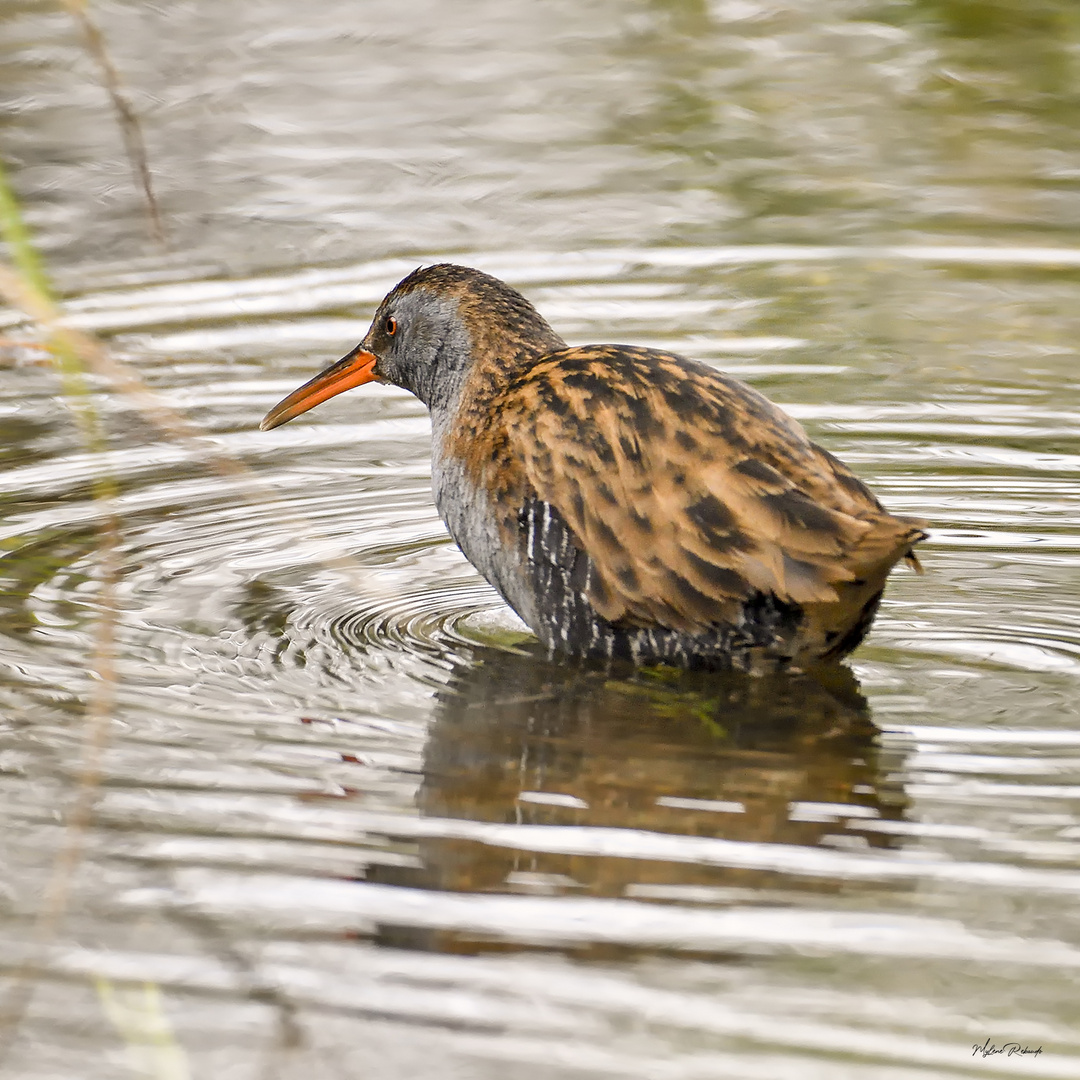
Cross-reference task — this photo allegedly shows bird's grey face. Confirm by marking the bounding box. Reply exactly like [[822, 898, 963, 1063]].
[[259, 284, 473, 431], [362, 287, 472, 411]]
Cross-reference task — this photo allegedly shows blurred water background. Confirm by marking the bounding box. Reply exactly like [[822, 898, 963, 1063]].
[[2, 1, 1080, 1077]]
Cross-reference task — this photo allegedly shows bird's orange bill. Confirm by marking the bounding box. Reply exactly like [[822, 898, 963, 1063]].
[[260, 348, 379, 431]]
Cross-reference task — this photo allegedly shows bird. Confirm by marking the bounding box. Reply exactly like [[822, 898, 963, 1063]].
[[261, 264, 927, 673]]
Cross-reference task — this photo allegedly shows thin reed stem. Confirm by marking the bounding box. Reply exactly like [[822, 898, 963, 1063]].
[[61, 0, 166, 246]]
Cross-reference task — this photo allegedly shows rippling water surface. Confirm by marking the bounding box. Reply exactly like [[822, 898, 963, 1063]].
[[2, 1, 1080, 1077]]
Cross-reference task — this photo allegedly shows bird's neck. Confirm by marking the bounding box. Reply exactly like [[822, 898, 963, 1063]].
[[427, 316, 566, 543], [428, 312, 566, 422]]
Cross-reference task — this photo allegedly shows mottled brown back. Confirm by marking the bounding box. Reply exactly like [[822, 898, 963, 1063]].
[[476, 345, 925, 635]]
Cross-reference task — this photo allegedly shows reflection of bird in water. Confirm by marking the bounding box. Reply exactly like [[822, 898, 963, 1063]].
[[366, 648, 908, 916], [262, 265, 926, 673]]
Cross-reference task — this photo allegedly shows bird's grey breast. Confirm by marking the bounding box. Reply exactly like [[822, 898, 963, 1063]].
[[429, 420, 539, 629]]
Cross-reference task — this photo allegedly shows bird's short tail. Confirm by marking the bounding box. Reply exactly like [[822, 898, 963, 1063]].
[[899, 519, 930, 574]]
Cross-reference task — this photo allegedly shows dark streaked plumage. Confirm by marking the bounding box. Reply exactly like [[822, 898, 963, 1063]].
[[261, 264, 927, 672]]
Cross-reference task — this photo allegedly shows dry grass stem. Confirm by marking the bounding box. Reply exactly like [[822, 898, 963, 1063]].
[[61, 0, 165, 246]]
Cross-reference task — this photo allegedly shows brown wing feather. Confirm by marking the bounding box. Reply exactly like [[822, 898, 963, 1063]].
[[493, 346, 924, 634]]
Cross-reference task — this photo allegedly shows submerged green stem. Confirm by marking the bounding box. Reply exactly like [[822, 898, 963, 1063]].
[[0, 152, 122, 1063], [0, 156, 112, 460]]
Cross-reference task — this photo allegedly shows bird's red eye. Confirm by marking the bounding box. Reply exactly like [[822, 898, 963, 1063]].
[[385, 316, 397, 336]]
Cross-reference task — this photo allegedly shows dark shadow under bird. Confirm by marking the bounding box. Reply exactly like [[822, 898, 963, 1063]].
[[261, 264, 927, 672], [365, 650, 906, 920]]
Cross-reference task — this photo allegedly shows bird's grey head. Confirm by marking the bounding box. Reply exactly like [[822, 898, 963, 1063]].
[[362, 271, 473, 412], [259, 264, 565, 431], [364, 264, 566, 413]]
